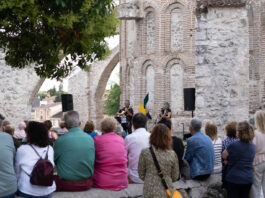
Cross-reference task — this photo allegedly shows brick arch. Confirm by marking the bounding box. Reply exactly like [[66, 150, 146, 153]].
[[164, 59, 185, 112], [141, 6, 158, 55], [161, 0, 189, 12], [161, 1, 191, 53], [92, 47, 120, 128]]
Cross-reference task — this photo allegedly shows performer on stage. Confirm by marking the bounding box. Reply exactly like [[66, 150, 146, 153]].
[[159, 102, 172, 120], [117, 100, 134, 134]]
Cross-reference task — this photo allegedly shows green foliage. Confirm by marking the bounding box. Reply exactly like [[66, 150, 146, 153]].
[[104, 83, 121, 116], [47, 86, 57, 97], [0, 0, 119, 80], [54, 83, 67, 102], [46, 83, 67, 102], [37, 92, 47, 100]]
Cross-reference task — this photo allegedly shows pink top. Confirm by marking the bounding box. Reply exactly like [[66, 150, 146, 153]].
[[93, 132, 128, 191], [253, 130, 265, 166]]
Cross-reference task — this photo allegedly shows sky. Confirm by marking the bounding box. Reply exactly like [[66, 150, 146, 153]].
[[39, 35, 120, 92]]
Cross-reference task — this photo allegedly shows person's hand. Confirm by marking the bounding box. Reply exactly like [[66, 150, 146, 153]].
[[224, 160, 228, 165]]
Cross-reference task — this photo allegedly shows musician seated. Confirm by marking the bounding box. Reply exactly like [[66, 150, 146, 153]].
[[159, 102, 172, 120]]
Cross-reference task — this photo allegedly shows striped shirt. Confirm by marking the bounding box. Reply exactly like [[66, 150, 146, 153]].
[[213, 138, 222, 173]]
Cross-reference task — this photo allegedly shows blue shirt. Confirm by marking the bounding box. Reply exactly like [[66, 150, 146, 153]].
[[0, 132, 17, 197], [184, 131, 214, 178], [226, 141, 255, 184], [87, 132, 98, 139]]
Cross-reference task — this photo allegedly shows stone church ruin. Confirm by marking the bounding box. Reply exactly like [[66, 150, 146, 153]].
[[0, 0, 264, 136]]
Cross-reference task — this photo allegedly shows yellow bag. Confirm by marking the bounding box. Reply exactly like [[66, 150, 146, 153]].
[[166, 189, 183, 198]]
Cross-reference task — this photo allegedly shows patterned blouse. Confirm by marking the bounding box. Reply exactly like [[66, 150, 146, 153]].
[[222, 137, 238, 152], [138, 147, 179, 198]]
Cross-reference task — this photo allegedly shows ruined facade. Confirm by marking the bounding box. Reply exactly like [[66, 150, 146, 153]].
[[119, 0, 265, 135], [1, 0, 265, 135]]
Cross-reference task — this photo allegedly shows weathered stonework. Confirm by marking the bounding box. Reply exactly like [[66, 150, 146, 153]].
[[195, 7, 250, 131], [15, 174, 225, 198], [0, 51, 44, 126], [119, 0, 264, 136], [1, 0, 265, 134], [171, 8, 183, 52], [68, 46, 119, 128]]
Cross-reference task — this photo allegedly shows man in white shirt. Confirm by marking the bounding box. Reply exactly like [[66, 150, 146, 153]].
[[125, 113, 150, 183]]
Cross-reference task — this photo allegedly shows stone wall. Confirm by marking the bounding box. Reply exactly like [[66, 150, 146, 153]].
[[16, 174, 224, 198], [68, 70, 90, 127], [0, 51, 43, 127], [195, 6, 249, 132], [68, 46, 119, 129]]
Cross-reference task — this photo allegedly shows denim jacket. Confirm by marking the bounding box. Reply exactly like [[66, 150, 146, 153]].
[[184, 131, 214, 178]]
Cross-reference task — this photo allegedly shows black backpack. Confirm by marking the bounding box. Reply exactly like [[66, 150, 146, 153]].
[[26, 145, 54, 186]]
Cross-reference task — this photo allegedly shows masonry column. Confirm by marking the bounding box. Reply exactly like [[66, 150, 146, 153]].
[[195, 0, 249, 134]]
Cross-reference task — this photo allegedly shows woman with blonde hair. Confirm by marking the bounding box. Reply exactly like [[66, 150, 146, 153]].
[[205, 121, 222, 174], [93, 117, 128, 190], [250, 110, 265, 198]]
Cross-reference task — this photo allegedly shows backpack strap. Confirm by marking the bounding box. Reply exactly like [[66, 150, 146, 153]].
[[149, 147, 171, 197], [45, 146, 49, 160], [30, 145, 41, 158], [30, 144, 49, 159]]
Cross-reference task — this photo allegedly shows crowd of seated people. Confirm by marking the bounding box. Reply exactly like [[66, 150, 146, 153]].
[[0, 110, 265, 198]]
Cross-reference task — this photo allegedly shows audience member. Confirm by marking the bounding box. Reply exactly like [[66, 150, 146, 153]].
[[93, 117, 128, 190], [114, 121, 124, 137], [57, 122, 68, 136], [3, 125, 21, 150], [54, 111, 95, 192], [13, 121, 26, 139], [84, 121, 97, 139], [222, 121, 255, 198], [221, 122, 238, 187], [44, 120, 58, 145], [0, 120, 10, 131], [15, 121, 56, 198], [125, 113, 150, 183], [205, 121, 222, 174], [0, 124, 17, 198], [222, 122, 238, 152], [158, 118, 184, 172], [184, 117, 214, 180], [250, 110, 265, 198], [138, 124, 179, 197]]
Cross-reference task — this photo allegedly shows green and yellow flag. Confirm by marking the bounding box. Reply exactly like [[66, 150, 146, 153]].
[[139, 103, 146, 114], [143, 93, 149, 108]]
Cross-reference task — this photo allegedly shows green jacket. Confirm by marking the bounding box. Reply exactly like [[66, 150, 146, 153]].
[[54, 127, 95, 181]]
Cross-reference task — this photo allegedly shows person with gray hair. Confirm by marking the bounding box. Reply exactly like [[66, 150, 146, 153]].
[[64, 111, 80, 129], [54, 111, 95, 192], [184, 117, 214, 181]]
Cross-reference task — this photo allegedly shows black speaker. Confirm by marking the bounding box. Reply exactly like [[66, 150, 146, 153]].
[[62, 94, 73, 112], [184, 88, 195, 111]]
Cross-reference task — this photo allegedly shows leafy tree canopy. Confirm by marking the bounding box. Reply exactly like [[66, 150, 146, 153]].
[[0, 0, 119, 80], [46, 84, 66, 102], [104, 83, 120, 116]]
